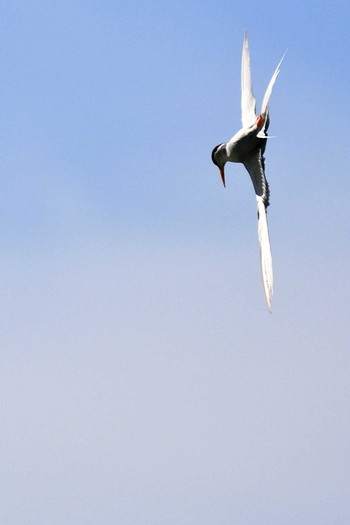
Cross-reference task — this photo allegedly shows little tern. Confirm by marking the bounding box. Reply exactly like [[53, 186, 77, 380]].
[[211, 32, 284, 311]]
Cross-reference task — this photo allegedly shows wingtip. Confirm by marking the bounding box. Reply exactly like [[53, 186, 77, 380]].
[[243, 30, 249, 46], [264, 284, 273, 312], [267, 297, 273, 313]]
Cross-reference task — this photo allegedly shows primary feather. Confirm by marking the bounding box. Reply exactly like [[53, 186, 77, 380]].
[[241, 32, 256, 128]]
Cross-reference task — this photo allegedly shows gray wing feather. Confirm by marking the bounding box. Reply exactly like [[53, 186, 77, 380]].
[[243, 149, 270, 208]]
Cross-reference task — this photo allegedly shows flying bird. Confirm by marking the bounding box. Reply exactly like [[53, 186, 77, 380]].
[[211, 32, 284, 311]]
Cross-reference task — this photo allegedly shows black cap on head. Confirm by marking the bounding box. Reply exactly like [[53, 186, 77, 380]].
[[211, 144, 222, 166]]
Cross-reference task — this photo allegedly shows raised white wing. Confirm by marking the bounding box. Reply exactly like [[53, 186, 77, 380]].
[[260, 52, 286, 118], [241, 32, 256, 128], [244, 151, 273, 311]]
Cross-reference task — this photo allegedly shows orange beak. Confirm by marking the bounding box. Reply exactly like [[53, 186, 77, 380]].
[[219, 167, 226, 188]]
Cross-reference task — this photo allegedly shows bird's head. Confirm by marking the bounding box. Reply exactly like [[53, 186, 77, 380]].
[[211, 143, 227, 188]]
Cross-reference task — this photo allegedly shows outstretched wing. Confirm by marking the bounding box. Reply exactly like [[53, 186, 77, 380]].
[[260, 52, 286, 116], [241, 32, 256, 128], [258, 51, 286, 138], [244, 150, 273, 311]]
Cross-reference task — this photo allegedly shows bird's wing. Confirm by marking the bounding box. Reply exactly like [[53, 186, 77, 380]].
[[244, 148, 270, 206], [241, 32, 256, 128], [244, 150, 273, 311], [257, 51, 286, 138]]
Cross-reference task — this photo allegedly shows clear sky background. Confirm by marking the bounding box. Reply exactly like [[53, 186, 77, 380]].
[[1, 1, 350, 523]]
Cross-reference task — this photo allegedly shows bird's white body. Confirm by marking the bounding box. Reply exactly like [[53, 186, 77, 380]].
[[211, 33, 284, 311]]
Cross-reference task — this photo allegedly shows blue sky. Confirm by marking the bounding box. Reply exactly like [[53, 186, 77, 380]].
[[1, 1, 350, 523]]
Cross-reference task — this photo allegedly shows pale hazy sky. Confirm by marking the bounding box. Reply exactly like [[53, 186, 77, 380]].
[[1, 1, 350, 523]]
